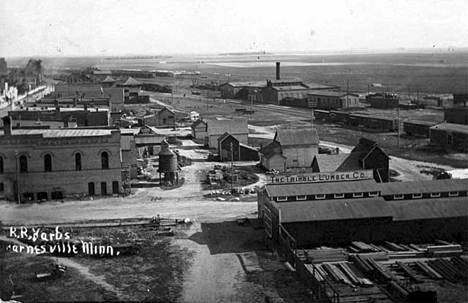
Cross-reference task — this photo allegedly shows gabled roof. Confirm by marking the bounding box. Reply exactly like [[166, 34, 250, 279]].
[[274, 128, 319, 146], [304, 83, 340, 90], [380, 179, 468, 196], [158, 107, 175, 116], [265, 179, 380, 197], [207, 118, 248, 136], [190, 119, 207, 130], [388, 196, 468, 221], [259, 140, 282, 155], [102, 76, 116, 83], [264, 151, 287, 160], [217, 132, 239, 143], [337, 138, 388, 171], [123, 77, 141, 86], [279, 197, 392, 223], [312, 154, 349, 172]]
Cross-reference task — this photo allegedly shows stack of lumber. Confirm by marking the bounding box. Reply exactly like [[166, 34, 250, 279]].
[[298, 248, 347, 263], [336, 262, 373, 287], [385, 241, 407, 252], [414, 261, 443, 280], [396, 261, 424, 283], [427, 244, 462, 257], [350, 241, 378, 253], [366, 258, 396, 282], [427, 259, 467, 283], [304, 263, 325, 282]]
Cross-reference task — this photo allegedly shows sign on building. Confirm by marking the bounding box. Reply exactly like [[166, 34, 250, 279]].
[[267, 170, 374, 185]]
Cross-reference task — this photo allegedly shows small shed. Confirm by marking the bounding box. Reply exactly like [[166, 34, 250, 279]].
[[430, 123, 468, 152], [190, 119, 208, 144]]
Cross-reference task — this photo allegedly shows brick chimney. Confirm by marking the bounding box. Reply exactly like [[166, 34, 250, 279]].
[[276, 62, 280, 80], [2, 116, 12, 136]]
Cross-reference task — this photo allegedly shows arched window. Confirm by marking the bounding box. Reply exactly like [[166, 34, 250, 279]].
[[19, 155, 28, 173], [75, 153, 82, 171], [0, 156, 3, 174], [44, 154, 52, 172], [101, 152, 109, 169], [88, 182, 95, 195]]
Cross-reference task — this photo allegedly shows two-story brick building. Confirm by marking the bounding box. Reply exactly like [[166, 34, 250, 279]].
[[0, 116, 122, 202]]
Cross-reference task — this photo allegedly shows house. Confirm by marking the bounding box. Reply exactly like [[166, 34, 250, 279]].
[[336, 138, 390, 182], [429, 122, 468, 152], [259, 141, 286, 171], [205, 117, 249, 150], [444, 106, 468, 125], [0, 116, 122, 202], [217, 132, 259, 162], [190, 119, 208, 144], [157, 107, 176, 128], [307, 91, 361, 110]]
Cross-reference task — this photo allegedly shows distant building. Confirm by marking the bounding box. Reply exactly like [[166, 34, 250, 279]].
[[140, 107, 176, 128], [430, 122, 468, 152], [205, 118, 249, 150], [453, 93, 468, 106], [367, 93, 399, 109], [444, 107, 468, 125], [190, 119, 208, 144], [307, 91, 361, 110], [219, 81, 266, 99], [0, 116, 123, 202], [260, 128, 319, 171]]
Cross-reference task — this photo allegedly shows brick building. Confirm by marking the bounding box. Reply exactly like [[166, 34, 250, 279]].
[[0, 116, 123, 202]]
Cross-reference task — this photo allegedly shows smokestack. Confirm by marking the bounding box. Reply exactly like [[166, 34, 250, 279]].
[[2, 116, 12, 136], [276, 62, 280, 80]]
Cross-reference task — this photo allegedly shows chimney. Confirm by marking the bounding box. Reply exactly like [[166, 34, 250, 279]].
[[55, 106, 60, 119], [2, 116, 12, 136], [84, 103, 88, 111], [276, 62, 280, 80]]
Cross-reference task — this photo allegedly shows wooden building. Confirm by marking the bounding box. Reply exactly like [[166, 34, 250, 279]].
[[337, 138, 390, 182], [217, 132, 259, 162], [205, 118, 249, 150], [307, 91, 361, 110], [429, 122, 468, 152], [190, 119, 208, 144], [444, 106, 468, 125]]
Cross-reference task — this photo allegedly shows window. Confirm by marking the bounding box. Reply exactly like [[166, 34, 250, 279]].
[[19, 155, 28, 173], [37, 192, 48, 201], [75, 153, 82, 171], [112, 181, 119, 194], [430, 193, 441, 198], [51, 191, 63, 200], [394, 195, 404, 200], [44, 154, 52, 172], [101, 152, 109, 169], [296, 195, 307, 201], [353, 193, 363, 198], [0, 156, 3, 173], [368, 191, 379, 197], [315, 194, 325, 200], [0, 182, 4, 192], [449, 191, 459, 197], [88, 182, 95, 195], [277, 196, 287, 202], [101, 182, 107, 195], [412, 193, 423, 199], [334, 193, 345, 199]]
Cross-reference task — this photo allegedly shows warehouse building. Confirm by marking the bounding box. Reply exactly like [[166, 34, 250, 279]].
[[257, 174, 468, 248], [0, 116, 123, 202], [444, 106, 468, 125], [192, 117, 248, 150], [429, 122, 468, 152], [307, 91, 361, 110], [259, 128, 319, 171]]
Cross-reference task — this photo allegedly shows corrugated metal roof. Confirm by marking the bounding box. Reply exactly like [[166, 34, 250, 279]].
[[308, 90, 358, 97], [381, 179, 468, 196], [313, 154, 349, 172], [388, 196, 468, 221], [274, 128, 319, 146], [279, 197, 391, 223], [265, 179, 380, 197], [430, 123, 468, 134], [207, 118, 248, 136], [272, 85, 308, 91], [3, 129, 113, 138]]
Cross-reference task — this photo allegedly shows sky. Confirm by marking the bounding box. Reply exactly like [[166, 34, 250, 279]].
[[1, 0, 467, 57]]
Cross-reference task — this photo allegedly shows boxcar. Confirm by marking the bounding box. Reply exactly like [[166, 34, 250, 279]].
[[404, 120, 438, 137]]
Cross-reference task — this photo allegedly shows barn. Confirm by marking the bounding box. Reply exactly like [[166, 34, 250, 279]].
[[217, 132, 259, 162]]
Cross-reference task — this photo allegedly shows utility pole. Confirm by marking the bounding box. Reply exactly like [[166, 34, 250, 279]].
[[15, 151, 20, 203], [230, 142, 234, 192], [346, 80, 350, 109], [397, 107, 401, 148]]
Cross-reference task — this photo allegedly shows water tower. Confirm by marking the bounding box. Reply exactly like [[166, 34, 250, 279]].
[[158, 140, 179, 186]]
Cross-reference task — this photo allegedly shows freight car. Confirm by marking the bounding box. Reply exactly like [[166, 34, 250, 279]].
[[350, 114, 398, 131], [404, 120, 438, 137], [329, 110, 350, 124], [313, 109, 330, 121]]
